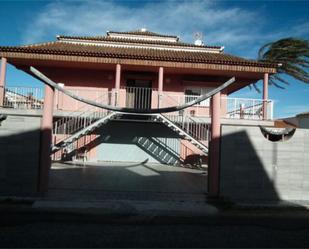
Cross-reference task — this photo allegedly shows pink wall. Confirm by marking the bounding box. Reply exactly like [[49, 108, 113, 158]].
[[38, 66, 228, 117], [52, 133, 98, 161], [38, 67, 115, 111], [162, 74, 227, 117], [180, 139, 209, 165]]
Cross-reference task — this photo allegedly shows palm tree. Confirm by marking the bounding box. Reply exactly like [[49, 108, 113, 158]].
[[258, 37, 309, 89]]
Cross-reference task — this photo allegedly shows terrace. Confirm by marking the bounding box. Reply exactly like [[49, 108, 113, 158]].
[[1, 85, 274, 120]]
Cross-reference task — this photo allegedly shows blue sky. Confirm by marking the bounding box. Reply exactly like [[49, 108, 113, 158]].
[[0, 0, 308, 118]]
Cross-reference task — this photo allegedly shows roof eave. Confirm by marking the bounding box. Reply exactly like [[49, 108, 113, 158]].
[[0, 50, 277, 74]]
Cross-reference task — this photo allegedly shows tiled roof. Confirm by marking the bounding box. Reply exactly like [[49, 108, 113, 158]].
[[107, 30, 178, 38], [0, 41, 276, 68], [56, 35, 222, 49]]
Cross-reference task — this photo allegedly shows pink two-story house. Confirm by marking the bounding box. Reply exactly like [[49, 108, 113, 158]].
[[0, 29, 277, 195]]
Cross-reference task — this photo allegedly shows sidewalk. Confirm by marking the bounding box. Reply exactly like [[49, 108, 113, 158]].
[[1, 195, 309, 221], [1, 161, 309, 219]]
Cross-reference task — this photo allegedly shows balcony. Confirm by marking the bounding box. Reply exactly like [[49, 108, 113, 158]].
[[1, 86, 274, 120]]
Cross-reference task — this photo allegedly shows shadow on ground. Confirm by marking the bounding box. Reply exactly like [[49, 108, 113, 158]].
[[48, 161, 207, 202]]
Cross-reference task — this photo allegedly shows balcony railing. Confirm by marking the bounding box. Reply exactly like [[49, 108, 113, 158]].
[[1, 86, 274, 120], [224, 97, 273, 120], [2, 86, 44, 109], [161, 93, 210, 107], [121, 86, 155, 110]]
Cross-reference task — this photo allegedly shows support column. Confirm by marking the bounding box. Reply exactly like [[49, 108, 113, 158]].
[[0, 57, 7, 106], [114, 64, 121, 106], [263, 73, 269, 120], [158, 67, 164, 107], [39, 85, 55, 193], [208, 91, 221, 197]]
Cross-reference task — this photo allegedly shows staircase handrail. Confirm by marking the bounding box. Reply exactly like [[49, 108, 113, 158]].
[[52, 111, 117, 153], [53, 90, 112, 134], [157, 113, 208, 154], [163, 113, 210, 143]]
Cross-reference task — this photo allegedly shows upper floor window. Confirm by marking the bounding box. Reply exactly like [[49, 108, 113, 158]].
[[184, 87, 214, 106]]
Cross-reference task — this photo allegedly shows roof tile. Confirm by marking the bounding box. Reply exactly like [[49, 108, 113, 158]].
[[107, 30, 178, 38], [57, 35, 221, 49], [0, 41, 277, 68]]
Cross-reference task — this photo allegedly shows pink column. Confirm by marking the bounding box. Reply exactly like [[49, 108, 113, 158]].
[[0, 57, 7, 106], [208, 91, 221, 197], [39, 85, 55, 193], [263, 73, 269, 120], [158, 67, 164, 107], [114, 64, 121, 106]]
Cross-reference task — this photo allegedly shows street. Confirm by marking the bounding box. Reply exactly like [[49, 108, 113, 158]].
[[1, 210, 309, 248]]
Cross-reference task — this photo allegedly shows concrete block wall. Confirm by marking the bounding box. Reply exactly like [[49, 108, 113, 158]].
[[0, 115, 41, 196], [220, 125, 309, 202], [298, 115, 309, 128]]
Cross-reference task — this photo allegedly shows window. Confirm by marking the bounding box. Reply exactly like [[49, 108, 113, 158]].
[[184, 87, 214, 106]]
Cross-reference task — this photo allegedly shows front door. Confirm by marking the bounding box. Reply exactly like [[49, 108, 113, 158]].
[[126, 79, 152, 110]]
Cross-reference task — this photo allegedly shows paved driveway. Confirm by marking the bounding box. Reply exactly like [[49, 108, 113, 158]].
[[48, 162, 207, 201]]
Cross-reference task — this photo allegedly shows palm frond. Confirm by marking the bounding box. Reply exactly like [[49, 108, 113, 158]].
[[258, 37, 309, 88], [269, 78, 286, 89], [270, 75, 290, 85]]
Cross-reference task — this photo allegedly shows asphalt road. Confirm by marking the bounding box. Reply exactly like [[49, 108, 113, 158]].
[[1, 211, 309, 248]]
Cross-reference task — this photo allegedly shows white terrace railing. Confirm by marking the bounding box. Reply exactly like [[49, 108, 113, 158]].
[[121, 86, 155, 110], [161, 93, 210, 107], [1, 86, 274, 120], [224, 97, 274, 120], [159, 91, 210, 116], [3, 86, 44, 109]]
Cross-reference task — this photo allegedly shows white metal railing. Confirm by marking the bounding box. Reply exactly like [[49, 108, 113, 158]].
[[2, 86, 44, 109], [159, 92, 210, 116], [163, 114, 211, 144], [162, 93, 210, 107], [2, 86, 274, 120], [121, 86, 155, 110], [53, 91, 113, 145], [224, 97, 274, 120], [55, 88, 113, 110]]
